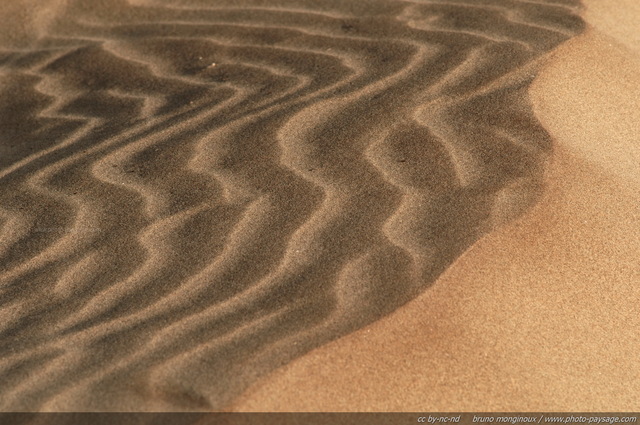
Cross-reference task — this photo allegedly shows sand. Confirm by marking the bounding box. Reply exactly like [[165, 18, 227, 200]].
[[233, 0, 640, 412], [0, 0, 635, 413]]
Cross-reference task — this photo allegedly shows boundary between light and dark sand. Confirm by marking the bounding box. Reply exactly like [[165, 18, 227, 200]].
[[231, 0, 640, 412]]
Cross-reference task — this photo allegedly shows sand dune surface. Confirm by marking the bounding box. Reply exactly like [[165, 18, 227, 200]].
[[2, 0, 631, 412], [233, 0, 640, 411]]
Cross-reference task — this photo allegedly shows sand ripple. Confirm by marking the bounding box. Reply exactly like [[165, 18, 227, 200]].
[[0, 0, 584, 411]]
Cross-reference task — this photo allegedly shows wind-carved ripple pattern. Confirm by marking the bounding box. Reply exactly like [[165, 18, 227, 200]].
[[0, 0, 584, 411]]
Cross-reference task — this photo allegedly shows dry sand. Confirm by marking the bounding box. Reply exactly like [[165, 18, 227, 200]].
[[233, 0, 640, 412], [0, 0, 635, 412]]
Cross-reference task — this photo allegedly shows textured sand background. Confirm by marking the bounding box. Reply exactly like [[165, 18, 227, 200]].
[[234, 0, 640, 411], [0, 0, 635, 412]]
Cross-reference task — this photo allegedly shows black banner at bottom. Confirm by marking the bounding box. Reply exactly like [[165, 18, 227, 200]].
[[0, 413, 638, 425]]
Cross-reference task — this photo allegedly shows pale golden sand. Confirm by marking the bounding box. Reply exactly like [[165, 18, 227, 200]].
[[232, 0, 640, 411]]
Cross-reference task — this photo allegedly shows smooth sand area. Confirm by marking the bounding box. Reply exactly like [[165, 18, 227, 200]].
[[232, 2, 640, 411]]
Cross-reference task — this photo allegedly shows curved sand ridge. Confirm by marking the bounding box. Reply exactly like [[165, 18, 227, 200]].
[[234, 0, 640, 411], [0, 0, 584, 411]]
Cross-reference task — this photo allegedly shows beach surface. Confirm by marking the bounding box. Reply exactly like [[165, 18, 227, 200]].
[[0, 0, 636, 412]]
